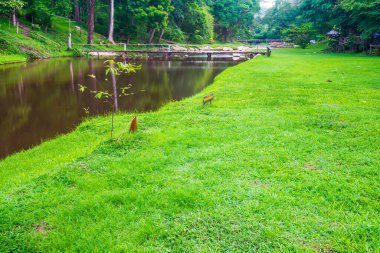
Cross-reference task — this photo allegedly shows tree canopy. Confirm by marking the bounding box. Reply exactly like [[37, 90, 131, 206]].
[[0, 0, 378, 46], [0, 0, 261, 43], [259, 0, 380, 42]]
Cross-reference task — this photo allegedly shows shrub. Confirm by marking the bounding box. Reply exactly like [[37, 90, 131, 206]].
[[284, 23, 315, 49]]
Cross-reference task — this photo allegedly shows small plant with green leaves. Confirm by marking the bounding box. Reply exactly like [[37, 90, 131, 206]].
[[79, 60, 141, 138]]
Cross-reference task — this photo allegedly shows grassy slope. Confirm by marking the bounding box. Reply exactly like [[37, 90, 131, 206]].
[[0, 16, 112, 65], [0, 15, 258, 65], [0, 49, 379, 252]]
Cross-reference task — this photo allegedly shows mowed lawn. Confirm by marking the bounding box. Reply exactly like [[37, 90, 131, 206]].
[[0, 49, 379, 252]]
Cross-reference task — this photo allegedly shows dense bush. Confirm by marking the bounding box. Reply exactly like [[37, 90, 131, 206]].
[[164, 25, 187, 42]]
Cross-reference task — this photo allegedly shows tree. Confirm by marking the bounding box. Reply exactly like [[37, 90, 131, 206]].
[[108, 0, 115, 43], [285, 22, 315, 48], [299, 0, 338, 34], [118, 0, 149, 43], [212, 0, 259, 41], [73, 0, 80, 22], [259, 0, 301, 39], [339, 0, 380, 39], [169, 0, 214, 43], [24, 0, 53, 31], [146, 0, 174, 43], [52, 0, 72, 17], [0, 0, 25, 26], [87, 0, 95, 45]]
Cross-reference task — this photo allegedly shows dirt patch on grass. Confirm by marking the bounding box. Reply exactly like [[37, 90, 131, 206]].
[[304, 162, 319, 171], [251, 181, 269, 188], [18, 45, 47, 58], [19, 45, 40, 54], [34, 222, 48, 235], [313, 244, 337, 253]]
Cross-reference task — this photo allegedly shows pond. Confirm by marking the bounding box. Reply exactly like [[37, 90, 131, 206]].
[[0, 58, 237, 159]]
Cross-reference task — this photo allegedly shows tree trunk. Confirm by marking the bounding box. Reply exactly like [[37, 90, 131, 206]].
[[222, 28, 229, 42], [108, 0, 115, 44], [68, 32, 72, 49], [87, 0, 95, 45], [147, 28, 156, 44], [73, 0, 80, 22], [12, 9, 17, 27], [110, 62, 118, 112], [158, 29, 165, 43]]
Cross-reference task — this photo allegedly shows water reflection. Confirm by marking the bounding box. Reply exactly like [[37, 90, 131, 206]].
[[0, 58, 236, 158]]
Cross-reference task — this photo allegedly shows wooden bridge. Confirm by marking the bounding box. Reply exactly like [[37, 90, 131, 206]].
[[82, 48, 271, 60], [237, 39, 289, 43]]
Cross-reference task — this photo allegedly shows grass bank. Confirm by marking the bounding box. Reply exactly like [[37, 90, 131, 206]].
[[0, 49, 379, 252], [0, 16, 115, 65], [0, 54, 26, 65]]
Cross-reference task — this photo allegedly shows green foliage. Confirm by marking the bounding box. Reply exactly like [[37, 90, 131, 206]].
[[0, 0, 262, 44], [284, 23, 315, 49], [105, 60, 141, 76], [213, 0, 259, 41], [258, 0, 302, 39], [0, 0, 24, 14], [1, 0, 377, 49], [259, 0, 379, 50], [173, 2, 214, 43], [299, 0, 337, 34], [79, 60, 141, 137], [25, 0, 53, 29], [71, 48, 83, 57], [52, 0, 72, 18], [115, 0, 173, 42], [339, 0, 380, 39], [164, 25, 186, 42]]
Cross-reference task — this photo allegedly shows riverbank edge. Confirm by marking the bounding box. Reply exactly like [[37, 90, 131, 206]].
[[0, 50, 80, 65], [0, 55, 27, 65], [0, 54, 260, 187], [0, 42, 263, 65]]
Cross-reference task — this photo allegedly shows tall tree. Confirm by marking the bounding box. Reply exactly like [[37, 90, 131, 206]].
[[146, 0, 173, 43], [87, 0, 95, 45], [25, 0, 53, 31], [259, 0, 301, 39], [169, 0, 214, 43], [73, 0, 80, 22], [299, 0, 338, 33], [108, 0, 115, 43], [339, 0, 380, 38], [212, 0, 259, 41]]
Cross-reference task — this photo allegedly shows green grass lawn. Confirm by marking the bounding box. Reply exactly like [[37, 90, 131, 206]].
[[0, 49, 379, 252]]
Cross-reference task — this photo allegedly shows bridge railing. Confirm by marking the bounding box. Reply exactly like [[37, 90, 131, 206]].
[[76, 43, 270, 53]]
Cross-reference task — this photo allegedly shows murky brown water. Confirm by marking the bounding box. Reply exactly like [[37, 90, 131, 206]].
[[0, 58, 236, 159]]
